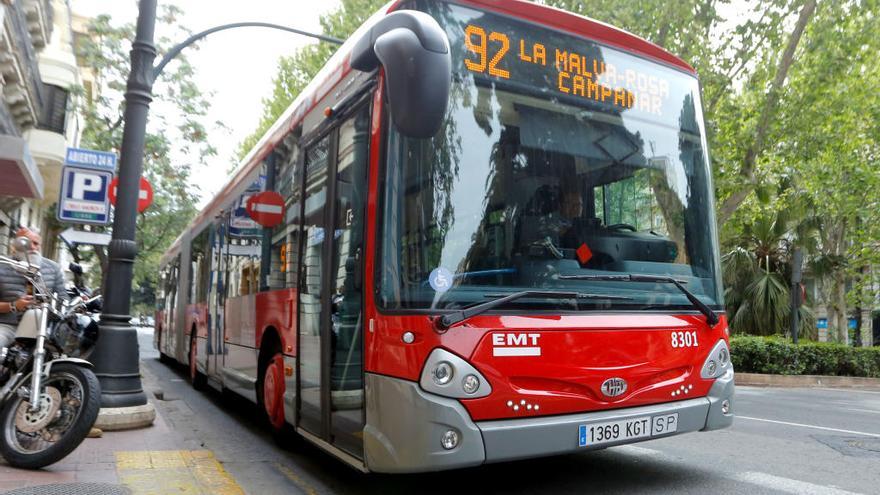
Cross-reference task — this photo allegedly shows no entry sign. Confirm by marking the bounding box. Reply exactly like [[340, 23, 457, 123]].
[[109, 176, 154, 214], [246, 191, 285, 228]]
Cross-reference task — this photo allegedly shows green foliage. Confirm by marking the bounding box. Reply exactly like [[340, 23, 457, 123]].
[[238, 0, 880, 342], [75, 6, 213, 302], [236, 0, 387, 158], [731, 335, 880, 377]]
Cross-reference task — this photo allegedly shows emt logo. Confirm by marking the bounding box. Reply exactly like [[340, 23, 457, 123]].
[[492, 333, 541, 357]]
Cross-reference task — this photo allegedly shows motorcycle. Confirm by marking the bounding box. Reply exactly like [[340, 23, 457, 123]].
[[0, 237, 101, 469]]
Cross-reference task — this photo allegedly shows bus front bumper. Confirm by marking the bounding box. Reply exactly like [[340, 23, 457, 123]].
[[364, 370, 734, 473]]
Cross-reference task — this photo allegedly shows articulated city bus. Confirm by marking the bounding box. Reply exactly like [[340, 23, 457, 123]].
[[155, 0, 733, 473]]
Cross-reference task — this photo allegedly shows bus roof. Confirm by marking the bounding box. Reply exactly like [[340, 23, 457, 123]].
[[160, 0, 694, 266]]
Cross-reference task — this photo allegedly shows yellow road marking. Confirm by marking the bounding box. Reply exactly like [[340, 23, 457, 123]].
[[274, 462, 320, 495], [116, 450, 244, 495]]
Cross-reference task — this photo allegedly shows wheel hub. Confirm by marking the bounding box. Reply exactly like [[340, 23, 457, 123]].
[[15, 387, 62, 433]]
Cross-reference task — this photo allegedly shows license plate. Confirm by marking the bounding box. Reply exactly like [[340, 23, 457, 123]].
[[577, 413, 678, 447]]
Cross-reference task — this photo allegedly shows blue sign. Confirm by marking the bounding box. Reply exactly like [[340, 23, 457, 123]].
[[65, 147, 117, 172], [57, 166, 113, 225], [429, 267, 454, 292]]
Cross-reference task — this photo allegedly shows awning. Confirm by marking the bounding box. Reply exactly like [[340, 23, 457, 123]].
[[0, 135, 43, 199]]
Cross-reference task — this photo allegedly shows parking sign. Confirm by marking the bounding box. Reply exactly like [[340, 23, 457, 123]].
[[57, 166, 113, 225]]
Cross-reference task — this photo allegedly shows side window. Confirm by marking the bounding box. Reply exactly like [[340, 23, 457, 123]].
[[225, 177, 264, 297], [269, 131, 303, 290], [190, 228, 210, 304]]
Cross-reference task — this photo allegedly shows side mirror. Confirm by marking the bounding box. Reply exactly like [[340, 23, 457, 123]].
[[12, 236, 30, 254], [69, 262, 84, 275], [351, 10, 451, 139]]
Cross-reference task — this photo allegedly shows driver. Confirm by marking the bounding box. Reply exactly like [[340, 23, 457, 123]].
[[559, 189, 585, 248], [0, 227, 67, 348]]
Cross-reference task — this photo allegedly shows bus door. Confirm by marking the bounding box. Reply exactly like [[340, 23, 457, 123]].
[[298, 102, 370, 458], [207, 218, 226, 378]]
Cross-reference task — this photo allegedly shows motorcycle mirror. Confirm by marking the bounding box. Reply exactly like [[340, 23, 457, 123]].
[[12, 236, 30, 254], [69, 262, 84, 275]]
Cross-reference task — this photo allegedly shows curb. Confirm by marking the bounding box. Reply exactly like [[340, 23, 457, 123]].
[[735, 372, 880, 390]]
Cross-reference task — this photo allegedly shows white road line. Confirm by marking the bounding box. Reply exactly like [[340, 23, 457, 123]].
[[843, 408, 880, 415], [737, 416, 880, 438], [813, 387, 880, 395], [732, 472, 863, 495]]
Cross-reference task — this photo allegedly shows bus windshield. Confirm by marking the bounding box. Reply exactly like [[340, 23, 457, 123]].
[[379, 2, 722, 312]]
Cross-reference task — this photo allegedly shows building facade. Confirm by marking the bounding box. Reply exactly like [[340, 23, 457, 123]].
[[0, 0, 90, 260]]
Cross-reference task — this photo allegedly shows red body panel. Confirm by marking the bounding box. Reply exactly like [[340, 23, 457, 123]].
[[253, 288, 298, 356], [365, 313, 727, 420]]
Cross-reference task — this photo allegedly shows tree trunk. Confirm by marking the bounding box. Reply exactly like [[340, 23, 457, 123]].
[[716, 0, 817, 225]]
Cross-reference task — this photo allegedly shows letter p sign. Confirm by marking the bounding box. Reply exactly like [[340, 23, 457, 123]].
[[58, 166, 113, 225], [72, 173, 103, 201]]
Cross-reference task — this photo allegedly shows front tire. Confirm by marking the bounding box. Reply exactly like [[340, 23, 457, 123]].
[[0, 363, 100, 469]]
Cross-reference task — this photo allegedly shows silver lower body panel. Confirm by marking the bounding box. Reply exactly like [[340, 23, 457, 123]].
[[363, 369, 734, 473]]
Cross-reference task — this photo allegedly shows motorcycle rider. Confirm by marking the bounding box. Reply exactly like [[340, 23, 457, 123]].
[[0, 227, 67, 348]]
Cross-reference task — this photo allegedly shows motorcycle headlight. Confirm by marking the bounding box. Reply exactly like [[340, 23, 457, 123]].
[[50, 314, 99, 358]]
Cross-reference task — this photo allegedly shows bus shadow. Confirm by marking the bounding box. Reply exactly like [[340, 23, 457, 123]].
[[153, 357, 716, 494]]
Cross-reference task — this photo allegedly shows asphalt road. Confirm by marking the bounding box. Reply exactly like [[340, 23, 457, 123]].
[[137, 328, 880, 495]]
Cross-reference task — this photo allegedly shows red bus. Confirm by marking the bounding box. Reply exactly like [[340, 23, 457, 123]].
[[155, 0, 733, 473]]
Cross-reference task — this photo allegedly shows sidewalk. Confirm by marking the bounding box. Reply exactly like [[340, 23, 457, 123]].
[[0, 360, 245, 495]]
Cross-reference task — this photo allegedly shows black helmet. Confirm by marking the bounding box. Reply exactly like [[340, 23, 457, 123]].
[[50, 314, 99, 358]]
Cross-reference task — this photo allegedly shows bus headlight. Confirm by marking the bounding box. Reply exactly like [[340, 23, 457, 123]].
[[420, 348, 492, 399], [432, 362, 453, 385], [462, 374, 480, 394], [701, 340, 733, 379]]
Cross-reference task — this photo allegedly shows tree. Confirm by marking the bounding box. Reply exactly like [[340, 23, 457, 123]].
[[766, 0, 880, 343], [237, 0, 387, 158], [75, 6, 215, 305]]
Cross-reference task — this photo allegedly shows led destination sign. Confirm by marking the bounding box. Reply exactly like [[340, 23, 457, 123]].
[[456, 16, 683, 119]]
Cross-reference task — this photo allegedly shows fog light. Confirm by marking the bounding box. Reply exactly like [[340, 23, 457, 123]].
[[441, 429, 459, 450], [706, 360, 717, 376], [432, 362, 453, 385], [462, 374, 480, 394], [721, 399, 730, 414], [719, 348, 730, 365]]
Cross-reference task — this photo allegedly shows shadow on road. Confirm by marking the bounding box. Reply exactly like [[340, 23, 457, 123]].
[[152, 356, 717, 495]]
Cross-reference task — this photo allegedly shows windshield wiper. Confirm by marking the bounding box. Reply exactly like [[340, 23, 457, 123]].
[[434, 290, 632, 332], [557, 273, 720, 326]]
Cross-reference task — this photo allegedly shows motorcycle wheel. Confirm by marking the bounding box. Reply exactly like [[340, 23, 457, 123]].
[[0, 363, 100, 469]]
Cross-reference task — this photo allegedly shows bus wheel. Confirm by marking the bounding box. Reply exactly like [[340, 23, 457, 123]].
[[261, 352, 286, 431], [189, 333, 206, 390]]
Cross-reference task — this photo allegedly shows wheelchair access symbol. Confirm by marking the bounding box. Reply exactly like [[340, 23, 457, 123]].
[[429, 267, 453, 292]]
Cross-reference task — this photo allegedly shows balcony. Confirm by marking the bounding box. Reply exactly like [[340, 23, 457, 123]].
[[0, 1, 48, 135]]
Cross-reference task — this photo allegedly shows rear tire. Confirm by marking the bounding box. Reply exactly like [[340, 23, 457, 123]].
[[0, 364, 100, 469], [189, 333, 206, 390]]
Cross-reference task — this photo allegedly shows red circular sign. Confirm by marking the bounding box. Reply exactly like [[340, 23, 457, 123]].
[[246, 191, 285, 228], [109, 177, 154, 214]]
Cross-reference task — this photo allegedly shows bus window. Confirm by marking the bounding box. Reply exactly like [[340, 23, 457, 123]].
[[269, 132, 303, 290], [190, 228, 211, 304]]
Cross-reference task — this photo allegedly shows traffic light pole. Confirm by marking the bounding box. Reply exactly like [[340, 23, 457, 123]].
[[90, 0, 342, 426]]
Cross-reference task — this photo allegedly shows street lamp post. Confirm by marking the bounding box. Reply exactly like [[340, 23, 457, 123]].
[[89, 0, 157, 412], [90, 0, 343, 420]]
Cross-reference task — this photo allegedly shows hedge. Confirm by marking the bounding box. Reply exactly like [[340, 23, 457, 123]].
[[730, 336, 880, 378]]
